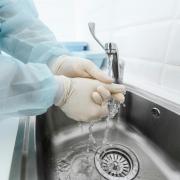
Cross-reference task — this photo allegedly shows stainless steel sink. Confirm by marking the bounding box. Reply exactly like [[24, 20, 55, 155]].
[[9, 85, 180, 180]]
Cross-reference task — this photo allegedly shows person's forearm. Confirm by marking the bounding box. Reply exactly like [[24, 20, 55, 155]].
[[0, 54, 61, 117], [0, 0, 69, 65]]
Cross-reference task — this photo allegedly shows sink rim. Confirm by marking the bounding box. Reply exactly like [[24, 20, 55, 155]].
[[125, 83, 180, 116]]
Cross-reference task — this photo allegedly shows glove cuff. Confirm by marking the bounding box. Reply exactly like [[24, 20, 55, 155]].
[[48, 55, 69, 74], [54, 75, 72, 107]]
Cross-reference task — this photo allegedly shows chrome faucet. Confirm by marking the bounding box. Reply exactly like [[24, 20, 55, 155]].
[[88, 22, 124, 84]]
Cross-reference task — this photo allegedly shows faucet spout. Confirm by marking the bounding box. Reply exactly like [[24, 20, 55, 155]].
[[105, 43, 124, 84]]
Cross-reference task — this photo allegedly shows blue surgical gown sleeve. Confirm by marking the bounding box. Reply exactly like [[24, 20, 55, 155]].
[[0, 54, 59, 117], [0, 0, 70, 65], [0, 0, 66, 117]]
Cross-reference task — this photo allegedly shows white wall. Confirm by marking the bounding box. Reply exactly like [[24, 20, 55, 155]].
[[74, 0, 180, 96], [35, 0, 76, 41], [35, 0, 180, 101]]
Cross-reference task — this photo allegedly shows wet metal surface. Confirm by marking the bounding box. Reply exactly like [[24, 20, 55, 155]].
[[9, 90, 180, 180]]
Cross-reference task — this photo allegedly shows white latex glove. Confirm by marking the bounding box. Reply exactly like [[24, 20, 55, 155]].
[[55, 76, 125, 122], [49, 55, 113, 83]]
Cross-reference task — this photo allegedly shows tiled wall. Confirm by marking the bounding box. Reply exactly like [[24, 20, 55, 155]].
[[74, 0, 180, 94]]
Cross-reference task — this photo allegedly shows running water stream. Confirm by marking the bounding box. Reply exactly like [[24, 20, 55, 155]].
[[103, 100, 121, 144], [87, 121, 97, 152], [55, 55, 122, 179], [55, 104, 121, 180]]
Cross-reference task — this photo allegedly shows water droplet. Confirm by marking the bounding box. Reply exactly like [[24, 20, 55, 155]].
[[87, 121, 97, 152], [122, 103, 126, 108], [78, 122, 83, 132]]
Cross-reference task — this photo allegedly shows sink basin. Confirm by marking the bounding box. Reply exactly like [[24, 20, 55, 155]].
[[9, 86, 180, 180]]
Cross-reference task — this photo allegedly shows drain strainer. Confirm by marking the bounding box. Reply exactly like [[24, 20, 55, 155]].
[[94, 144, 139, 180]]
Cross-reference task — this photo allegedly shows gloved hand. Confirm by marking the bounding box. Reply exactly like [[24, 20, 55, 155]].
[[55, 76, 125, 122], [49, 55, 113, 83]]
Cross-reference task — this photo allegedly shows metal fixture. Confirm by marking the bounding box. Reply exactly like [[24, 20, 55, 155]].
[[151, 107, 161, 118], [88, 22, 124, 84], [94, 144, 139, 180]]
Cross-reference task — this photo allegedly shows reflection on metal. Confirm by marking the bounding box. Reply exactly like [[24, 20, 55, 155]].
[[9, 117, 37, 180]]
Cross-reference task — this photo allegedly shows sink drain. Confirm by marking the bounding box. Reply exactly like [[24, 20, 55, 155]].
[[94, 144, 139, 180]]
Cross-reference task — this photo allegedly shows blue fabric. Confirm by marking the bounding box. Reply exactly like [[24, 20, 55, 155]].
[[0, 55, 58, 117], [62, 42, 89, 52], [62, 42, 105, 67], [0, 0, 105, 117], [0, 0, 70, 117]]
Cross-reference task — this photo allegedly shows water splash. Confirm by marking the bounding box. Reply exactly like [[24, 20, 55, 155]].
[[55, 122, 99, 179], [55, 144, 101, 180], [55, 90, 123, 180], [78, 122, 83, 133], [103, 99, 120, 145], [56, 159, 70, 172]]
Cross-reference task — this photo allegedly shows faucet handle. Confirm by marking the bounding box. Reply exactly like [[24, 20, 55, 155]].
[[88, 22, 105, 50]]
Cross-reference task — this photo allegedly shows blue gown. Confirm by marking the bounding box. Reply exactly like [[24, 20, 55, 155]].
[[0, 0, 69, 117]]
